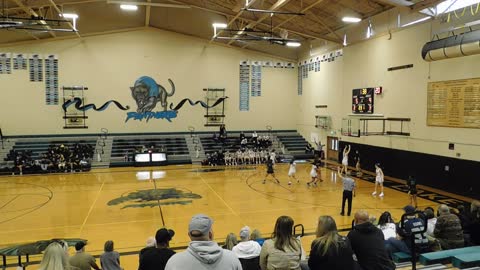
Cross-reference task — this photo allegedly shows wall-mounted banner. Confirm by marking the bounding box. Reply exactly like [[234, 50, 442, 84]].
[[29, 54, 43, 82], [126, 76, 228, 122], [0, 53, 11, 74], [13, 53, 27, 70]]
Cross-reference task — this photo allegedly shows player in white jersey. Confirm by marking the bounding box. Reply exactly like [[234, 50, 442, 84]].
[[307, 163, 322, 187], [248, 149, 255, 164], [372, 163, 384, 197], [235, 149, 242, 166], [287, 160, 299, 185], [340, 145, 351, 175], [269, 150, 276, 165]]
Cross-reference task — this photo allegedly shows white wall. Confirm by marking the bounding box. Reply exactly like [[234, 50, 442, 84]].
[[298, 22, 480, 162], [0, 28, 298, 135]]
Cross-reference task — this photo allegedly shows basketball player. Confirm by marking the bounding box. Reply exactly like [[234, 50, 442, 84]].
[[263, 158, 280, 184], [287, 160, 299, 185], [340, 145, 351, 174], [307, 163, 321, 187], [270, 150, 276, 165], [372, 163, 384, 197], [407, 176, 418, 208]]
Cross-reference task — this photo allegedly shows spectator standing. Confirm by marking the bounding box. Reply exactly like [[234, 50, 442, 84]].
[[69, 242, 101, 270], [165, 214, 242, 270], [434, 204, 464, 250], [139, 228, 176, 270], [348, 210, 396, 270], [100, 240, 122, 270], [260, 216, 302, 270]]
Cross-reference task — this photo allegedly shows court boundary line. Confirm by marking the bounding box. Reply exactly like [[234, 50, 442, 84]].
[[79, 180, 105, 235]]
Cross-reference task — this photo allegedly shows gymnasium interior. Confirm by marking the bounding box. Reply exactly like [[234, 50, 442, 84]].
[[1, 0, 480, 269]]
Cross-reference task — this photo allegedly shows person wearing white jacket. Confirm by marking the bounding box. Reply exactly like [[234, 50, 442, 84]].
[[232, 226, 261, 259]]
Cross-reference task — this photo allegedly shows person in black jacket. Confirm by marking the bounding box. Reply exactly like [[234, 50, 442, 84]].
[[308, 215, 360, 270], [139, 228, 176, 270], [348, 210, 396, 270]]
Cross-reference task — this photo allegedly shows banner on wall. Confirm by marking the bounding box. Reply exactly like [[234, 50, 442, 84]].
[[29, 54, 43, 82], [239, 61, 250, 111], [13, 53, 27, 70], [0, 53, 11, 74], [45, 55, 59, 105]]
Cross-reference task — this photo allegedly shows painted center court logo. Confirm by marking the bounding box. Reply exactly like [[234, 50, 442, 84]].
[[125, 76, 228, 122], [107, 188, 202, 209]]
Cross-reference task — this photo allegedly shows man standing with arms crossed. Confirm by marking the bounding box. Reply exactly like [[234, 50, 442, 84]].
[[338, 167, 356, 216]]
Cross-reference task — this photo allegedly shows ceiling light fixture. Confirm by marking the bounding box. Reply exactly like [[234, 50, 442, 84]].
[[342, 17, 361, 23], [61, 13, 79, 19], [212, 23, 227, 29], [286, 41, 301, 47], [366, 20, 374, 39], [120, 4, 138, 10], [402, 16, 431, 27], [343, 34, 348, 46]]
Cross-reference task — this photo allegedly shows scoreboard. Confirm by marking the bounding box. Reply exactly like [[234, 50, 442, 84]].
[[352, 88, 375, 114]]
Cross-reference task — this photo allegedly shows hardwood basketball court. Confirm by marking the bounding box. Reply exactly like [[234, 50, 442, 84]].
[[0, 163, 455, 269]]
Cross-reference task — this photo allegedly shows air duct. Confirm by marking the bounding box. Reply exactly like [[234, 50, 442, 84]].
[[422, 29, 480, 61]]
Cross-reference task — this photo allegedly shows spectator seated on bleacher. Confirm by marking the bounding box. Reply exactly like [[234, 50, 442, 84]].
[[9, 142, 93, 175], [232, 226, 261, 261], [385, 205, 429, 255], [139, 228, 176, 270], [464, 200, 480, 246], [433, 205, 464, 250], [378, 211, 397, 241], [260, 216, 302, 270], [308, 215, 359, 270], [222, 233, 238, 250], [348, 210, 396, 270]]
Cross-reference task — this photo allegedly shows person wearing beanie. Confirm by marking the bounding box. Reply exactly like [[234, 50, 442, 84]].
[[69, 241, 101, 270], [165, 214, 242, 270], [139, 228, 176, 270], [347, 210, 395, 270]]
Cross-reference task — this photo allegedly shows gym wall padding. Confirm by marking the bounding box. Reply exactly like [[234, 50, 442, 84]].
[[339, 141, 480, 200]]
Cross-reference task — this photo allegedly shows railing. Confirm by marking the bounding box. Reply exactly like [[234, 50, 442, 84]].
[[96, 128, 109, 162]]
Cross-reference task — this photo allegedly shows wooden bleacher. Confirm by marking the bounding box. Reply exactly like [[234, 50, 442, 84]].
[[110, 136, 190, 166]]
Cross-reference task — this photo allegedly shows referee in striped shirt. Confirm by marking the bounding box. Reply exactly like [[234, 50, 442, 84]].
[[338, 166, 356, 216]]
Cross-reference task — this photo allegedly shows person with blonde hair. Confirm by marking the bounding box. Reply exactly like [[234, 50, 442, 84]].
[[308, 216, 358, 270], [223, 233, 238, 250], [250, 229, 265, 246], [259, 216, 302, 270], [100, 240, 122, 270], [39, 241, 71, 270]]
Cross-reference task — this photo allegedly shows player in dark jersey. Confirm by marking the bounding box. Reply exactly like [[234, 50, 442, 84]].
[[407, 176, 418, 208], [263, 158, 280, 184]]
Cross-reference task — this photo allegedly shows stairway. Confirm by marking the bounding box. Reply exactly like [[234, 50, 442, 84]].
[[0, 139, 16, 168], [91, 137, 113, 168], [185, 134, 205, 165]]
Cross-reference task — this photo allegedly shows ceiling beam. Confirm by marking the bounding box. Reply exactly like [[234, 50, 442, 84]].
[[210, 0, 260, 42], [411, 0, 444, 13], [228, 0, 293, 45], [306, 10, 343, 41], [10, 0, 56, 38], [47, 0, 81, 38], [272, 0, 326, 30], [145, 0, 151, 26], [5, 0, 105, 12]]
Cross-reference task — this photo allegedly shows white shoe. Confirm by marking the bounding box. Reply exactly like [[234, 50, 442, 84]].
[[288, 181, 292, 185], [379, 192, 384, 197], [372, 191, 377, 196]]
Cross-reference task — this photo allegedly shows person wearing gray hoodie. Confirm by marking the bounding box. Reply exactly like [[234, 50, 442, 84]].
[[165, 214, 242, 270]]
